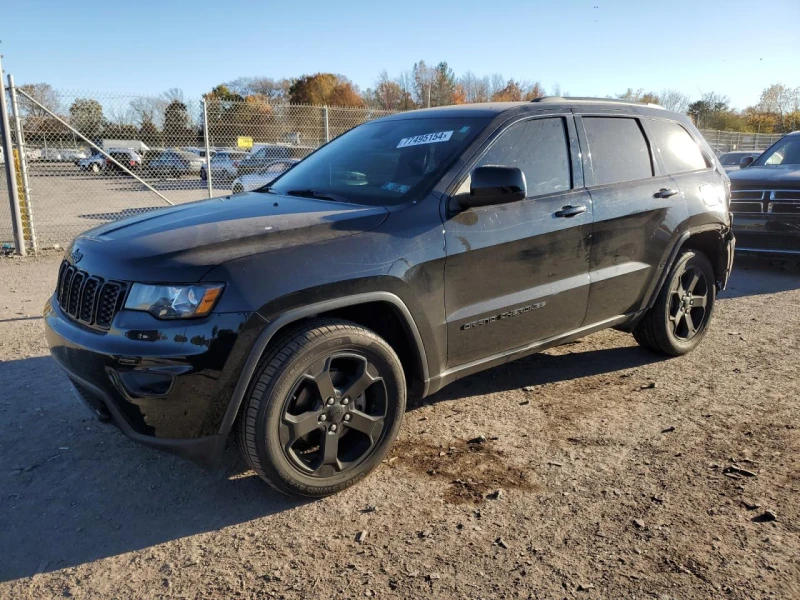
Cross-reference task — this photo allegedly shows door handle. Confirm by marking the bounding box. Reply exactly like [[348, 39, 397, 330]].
[[654, 188, 679, 198], [554, 205, 587, 218]]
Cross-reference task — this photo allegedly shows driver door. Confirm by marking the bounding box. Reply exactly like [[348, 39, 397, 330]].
[[444, 115, 593, 367]]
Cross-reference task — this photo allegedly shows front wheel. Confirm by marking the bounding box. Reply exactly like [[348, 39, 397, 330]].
[[633, 249, 716, 356], [237, 320, 406, 497]]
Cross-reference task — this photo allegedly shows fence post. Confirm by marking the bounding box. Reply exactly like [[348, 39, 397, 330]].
[[8, 74, 37, 254], [323, 105, 330, 143], [202, 99, 213, 198], [0, 56, 25, 256]]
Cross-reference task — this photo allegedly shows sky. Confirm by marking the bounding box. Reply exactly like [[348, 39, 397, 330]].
[[2, 0, 799, 109]]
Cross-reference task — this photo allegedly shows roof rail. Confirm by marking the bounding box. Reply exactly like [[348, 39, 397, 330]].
[[531, 96, 665, 109]]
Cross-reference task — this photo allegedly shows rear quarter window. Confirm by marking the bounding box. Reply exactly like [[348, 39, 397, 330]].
[[647, 119, 709, 174], [583, 117, 653, 186]]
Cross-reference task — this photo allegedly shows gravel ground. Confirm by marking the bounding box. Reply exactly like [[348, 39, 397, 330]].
[[0, 254, 798, 599]]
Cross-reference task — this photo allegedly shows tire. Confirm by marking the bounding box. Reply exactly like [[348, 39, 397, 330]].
[[200, 167, 207, 181], [633, 249, 716, 356], [237, 319, 406, 497]]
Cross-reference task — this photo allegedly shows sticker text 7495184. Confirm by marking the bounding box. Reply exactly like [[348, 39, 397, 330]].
[[397, 131, 454, 149]]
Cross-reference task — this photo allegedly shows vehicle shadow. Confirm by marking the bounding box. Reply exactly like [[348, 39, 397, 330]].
[[0, 356, 306, 583], [720, 255, 800, 299]]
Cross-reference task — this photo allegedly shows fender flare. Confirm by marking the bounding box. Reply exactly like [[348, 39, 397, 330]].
[[642, 223, 729, 313], [216, 291, 429, 442]]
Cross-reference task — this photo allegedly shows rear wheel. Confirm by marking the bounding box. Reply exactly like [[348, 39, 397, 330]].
[[237, 320, 406, 497], [633, 249, 716, 356]]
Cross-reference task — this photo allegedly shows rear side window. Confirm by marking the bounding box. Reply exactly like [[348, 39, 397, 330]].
[[647, 119, 708, 173], [478, 117, 571, 197], [583, 117, 653, 186]]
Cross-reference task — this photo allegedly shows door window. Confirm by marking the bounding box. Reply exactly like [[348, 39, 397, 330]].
[[476, 118, 571, 197], [647, 119, 708, 173], [583, 117, 653, 186]]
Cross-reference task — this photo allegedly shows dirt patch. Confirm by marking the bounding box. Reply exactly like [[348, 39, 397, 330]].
[[390, 438, 540, 504]]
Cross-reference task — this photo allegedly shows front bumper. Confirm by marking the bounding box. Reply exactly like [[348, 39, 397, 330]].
[[44, 296, 258, 468], [732, 212, 800, 257]]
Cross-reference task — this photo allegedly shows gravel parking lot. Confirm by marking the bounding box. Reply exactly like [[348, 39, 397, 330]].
[[0, 254, 798, 599]]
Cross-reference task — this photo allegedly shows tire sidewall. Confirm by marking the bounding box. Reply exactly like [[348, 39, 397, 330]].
[[252, 328, 406, 497], [659, 250, 716, 353]]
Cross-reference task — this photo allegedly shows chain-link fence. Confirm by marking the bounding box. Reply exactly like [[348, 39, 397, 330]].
[[699, 129, 783, 154], [0, 80, 792, 254], [0, 84, 395, 252]]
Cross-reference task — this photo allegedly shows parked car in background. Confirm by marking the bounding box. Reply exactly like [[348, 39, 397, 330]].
[[182, 147, 216, 159], [105, 149, 143, 172], [101, 139, 150, 155], [728, 131, 800, 257], [230, 159, 299, 193], [235, 144, 293, 176], [42, 148, 88, 162], [77, 153, 106, 173], [145, 149, 205, 178], [200, 151, 249, 181], [718, 151, 762, 173], [45, 98, 735, 498]]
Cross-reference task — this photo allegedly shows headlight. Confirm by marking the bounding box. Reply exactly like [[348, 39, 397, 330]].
[[125, 283, 224, 319]]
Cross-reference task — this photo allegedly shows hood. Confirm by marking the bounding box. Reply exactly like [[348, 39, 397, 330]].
[[728, 165, 800, 189], [68, 192, 389, 282]]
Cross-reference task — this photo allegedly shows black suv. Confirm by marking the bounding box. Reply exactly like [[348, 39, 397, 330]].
[[45, 98, 734, 497], [728, 131, 800, 257]]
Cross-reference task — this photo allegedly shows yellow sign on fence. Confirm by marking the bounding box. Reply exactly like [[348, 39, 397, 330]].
[[237, 136, 254, 149]]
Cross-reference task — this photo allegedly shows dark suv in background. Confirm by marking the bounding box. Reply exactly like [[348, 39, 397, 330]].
[[45, 98, 734, 497], [728, 131, 800, 257]]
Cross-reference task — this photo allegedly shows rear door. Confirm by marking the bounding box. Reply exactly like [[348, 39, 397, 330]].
[[444, 115, 593, 367], [577, 115, 687, 325]]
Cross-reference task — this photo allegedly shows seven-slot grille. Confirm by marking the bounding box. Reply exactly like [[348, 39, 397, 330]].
[[56, 261, 127, 329], [730, 189, 800, 214]]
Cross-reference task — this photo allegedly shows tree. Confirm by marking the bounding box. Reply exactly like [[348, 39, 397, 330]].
[[688, 92, 731, 129], [288, 73, 364, 107], [163, 99, 192, 145], [369, 70, 411, 110], [757, 84, 800, 132], [617, 88, 660, 104], [227, 76, 290, 102], [69, 98, 104, 139], [458, 71, 491, 103], [412, 61, 435, 107], [659, 89, 690, 113], [491, 79, 524, 102], [524, 82, 546, 100], [139, 119, 163, 146]]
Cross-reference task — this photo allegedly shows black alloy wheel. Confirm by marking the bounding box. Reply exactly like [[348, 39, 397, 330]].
[[237, 320, 406, 497], [633, 249, 716, 356]]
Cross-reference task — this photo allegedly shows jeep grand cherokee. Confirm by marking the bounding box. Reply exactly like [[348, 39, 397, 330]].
[[45, 98, 734, 497]]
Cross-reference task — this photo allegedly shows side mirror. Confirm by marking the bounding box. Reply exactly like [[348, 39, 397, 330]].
[[458, 166, 527, 209], [739, 156, 755, 168]]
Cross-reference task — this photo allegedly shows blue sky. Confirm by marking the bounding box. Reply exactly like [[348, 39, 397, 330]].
[[3, 0, 798, 109]]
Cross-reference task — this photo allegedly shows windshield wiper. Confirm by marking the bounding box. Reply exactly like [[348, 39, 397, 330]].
[[284, 189, 348, 203], [253, 186, 277, 194]]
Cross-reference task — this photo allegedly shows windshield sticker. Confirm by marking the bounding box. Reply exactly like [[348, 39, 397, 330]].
[[397, 131, 453, 149], [458, 126, 471, 133], [381, 182, 411, 193]]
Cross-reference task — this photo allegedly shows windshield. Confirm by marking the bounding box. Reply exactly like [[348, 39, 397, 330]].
[[752, 136, 800, 166], [263, 117, 489, 205]]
